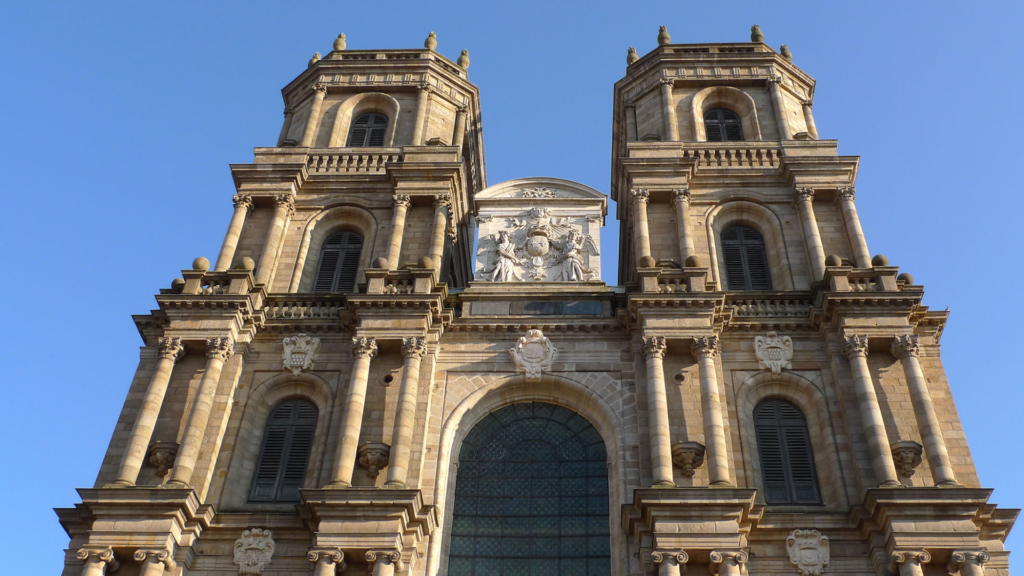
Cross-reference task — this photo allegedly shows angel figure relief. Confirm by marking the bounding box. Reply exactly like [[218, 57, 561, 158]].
[[487, 230, 522, 282], [556, 229, 600, 281], [479, 208, 599, 282]]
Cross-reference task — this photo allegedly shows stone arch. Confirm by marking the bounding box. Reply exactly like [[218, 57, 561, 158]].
[[706, 199, 796, 290], [426, 373, 629, 576], [733, 370, 848, 509], [290, 203, 379, 293], [327, 92, 401, 147], [690, 86, 762, 141], [219, 372, 334, 510]]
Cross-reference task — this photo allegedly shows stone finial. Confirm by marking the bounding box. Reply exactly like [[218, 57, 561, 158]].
[[627, 47, 638, 64], [751, 24, 764, 43], [192, 256, 210, 271], [425, 31, 437, 50], [871, 254, 889, 267], [308, 52, 321, 67], [657, 25, 671, 45], [786, 529, 830, 576], [457, 49, 470, 69], [897, 272, 914, 284], [825, 254, 843, 267], [233, 528, 275, 575], [333, 33, 346, 51], [239, 256, 256, 271], [780, 44, 793, 62]]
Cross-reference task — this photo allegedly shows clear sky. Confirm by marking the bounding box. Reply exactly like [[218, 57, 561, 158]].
[[2, 1, 1022, 571]]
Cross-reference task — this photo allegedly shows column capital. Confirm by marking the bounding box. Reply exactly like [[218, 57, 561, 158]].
[[801, 99, 814, 108], [835, 186, 856, 202], [766, 75, 782, 86], [283, 107, 294, 116], [311, 82, 328, 95], [671, 187, 691, 202], [794, 187, 815, 203], [393, 194, 412, 209], [352, 336, 378, 359], [691, 335, 720, 360], [651, 550, 689, 565], [642, 336, 667, 360], [659, 76, 675, 86], [134, 547, 177, 571], [630, 188, 650, 205], [77, 546, 120, 571], [307, 547, 345, 568], [206, 337, 234, 362], [417, 80, 432, 92], [841, 334, 869, 360], [455, 104, 468, 114], [274, 192, 295, 209], [948, 550, 990, 573], [157, 336, 186, 361], [232, 193, 255, 213], [710, 550, 749, 574], [891, 550, 931, 566], [891, 334, 921, 359], [365, 549, 404, 571], [402, 337, 427, 359], [433, 193, 452, 210]]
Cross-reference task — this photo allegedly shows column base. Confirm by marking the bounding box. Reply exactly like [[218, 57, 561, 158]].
[[709, 480, 735, 488], [384, 481, 407, 489], [103, 480, 134, 488], [878, 480, 903, 488], [653, 481, 677, 488], [936, 480, 962, 488], [324, 480, 352, 489]]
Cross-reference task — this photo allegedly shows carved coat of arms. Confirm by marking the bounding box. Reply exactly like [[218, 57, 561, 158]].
[[786, 529, 829, 576], [233, 528, 276, 575], [754, 331, 793, 374], [282, 334, 320, 375], [480, 207, 599, 282], [509, 329, 557, 382]]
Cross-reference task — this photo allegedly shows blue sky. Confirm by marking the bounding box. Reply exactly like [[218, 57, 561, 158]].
[[2, 1, 1022, 571]]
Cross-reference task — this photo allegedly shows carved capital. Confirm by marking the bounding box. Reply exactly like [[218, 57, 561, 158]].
[[433, 193, 452, 211], [351, 336, 378, 360], [206, 337, 234, 362], [794, 187, 815, 204], [311, 82, 327, 96], [147, 441, 178, 477], [659, 77, 675, 86], [891, 334, 921, 359], [234, 528, 276, 575], [365, 550, 404, 572], [274, 193, 295, 216], [402, 337, 428, 359], [455, 104, 468, 114], [801, 99, 814, 109], [671, 441, 705, 478], [307, 547, 345, 570], [358, 442, 391, 478], [841, 335, 868, 360], [835, 187, 856, 203], [642, 336, 667, 360], [77, 546, 120, 572], [630, 188, 650, 205], [891, 550, 931, 568], [948, 550, 990, 574], [283, 107, 294, 117], [158, 336, 185, 361], [233, 193, 254, 213], [766, 75, 782, 86], [671, 187, 691, 203], [710, 550, 749, 574], [393, 194, 412, 209], [651, 550, 689, 565], [417, 80, 432, 92], [691, 336, 720, 360], [134, 547, 177, 571], [891, 440, 923, 478]]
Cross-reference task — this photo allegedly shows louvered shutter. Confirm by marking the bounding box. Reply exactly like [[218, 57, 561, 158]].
[[721, 226, 772, 291], [249, 399, 319, 503], [744, 242, 772, 290], [250, 426, 287, 501], [755, 424, 790, 503], [754, 400, 820, 505], [335, 233, 363, 292], [704, 108, 744, 142], [367, 113, 388, 146], [705, 122, 724, 142], [347, 113, 389, 147], [313, 232, 363, 293]]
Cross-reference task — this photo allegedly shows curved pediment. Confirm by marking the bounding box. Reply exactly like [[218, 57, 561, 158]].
[[475, 177, 608, 201]]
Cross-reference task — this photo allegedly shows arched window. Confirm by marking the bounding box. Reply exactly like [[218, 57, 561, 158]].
[[249, 399, 318, 503], [722, 225, 772, 290], [313, 231, 363, 293], [704, 108, 743, 142], [347, 112, 389, 147], [754, 399, 820, 505], [448, 403, 611, 576]]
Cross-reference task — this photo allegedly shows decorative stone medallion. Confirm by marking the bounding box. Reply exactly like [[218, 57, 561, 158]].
[[509, 329, 557, 382], [754, 331, 794, 374], [282, 334, 320, 375], [786, 529, 830, 576], [233, 528, 275, 575]]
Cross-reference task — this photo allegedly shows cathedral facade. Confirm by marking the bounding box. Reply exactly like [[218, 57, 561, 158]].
[[57, 27, 1016, 576]]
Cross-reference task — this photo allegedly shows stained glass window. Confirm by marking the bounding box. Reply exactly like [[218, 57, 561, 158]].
[[448, 402, 611, 576]]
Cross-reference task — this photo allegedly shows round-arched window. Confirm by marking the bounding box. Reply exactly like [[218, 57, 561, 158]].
[[704, 108, 743, 142], [347, 112, 389, 147]]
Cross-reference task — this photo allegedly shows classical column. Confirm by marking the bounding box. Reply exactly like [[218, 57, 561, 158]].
[[255, 194, 294, 286], [366, 550, 403, 576], [801, 99, 819, 139], [428, 194, 450, 273], [642, 336, 675, 487], [651, 551, 688, 576], [659, 78, 680, 141], [77, 547, 119, 576], [891, 550, 931, 576], [328, 337, 378, 487], [948, 550, 990, 576], [452, 105, 468, 149], [411, 82, 430, 145], [166, 337, 234, 487], [385, 195, 411, 269], [710, 550, 748, 576], [134, 548, 176, 576], [631, 188, 652, 266], [110, 337, 185, 486], [308, 548, 345, 576], [842, 335, 901, 486], [672, 187, 695, 264], [767, 76, 793, 140], [835, 187, 871, 268], [299, 82, 327, 147], [794, 187, 826, 280], [386, 337, 427, 487], [891, 335, 958, 486], [277, 107, 294, 146], [214, 194, 254, 271], [692, 336, 732, 486]]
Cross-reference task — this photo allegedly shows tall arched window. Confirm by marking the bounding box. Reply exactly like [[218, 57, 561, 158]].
[[704, 108, 743, 142], [313, 231, 363, 293], [249, 399, 318, 503], [347, 112, 389, 147], [722, 225, 772, 290], [753, 399, 820, 505], [448, 402, 611, 576]]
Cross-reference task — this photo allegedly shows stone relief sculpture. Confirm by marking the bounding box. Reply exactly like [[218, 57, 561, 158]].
[[509, 329, 556, 382], [479, 207, 598, 282], [233, 528, 275, 575], [282, 334, 320, 375], [786, 529, 830, 576], [754, 331, 794, 374], [489, 230, 522, 282]]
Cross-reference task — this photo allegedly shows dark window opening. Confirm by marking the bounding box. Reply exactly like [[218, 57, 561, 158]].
[[313, 231, 363, 293], [704, 108, 743, 142], [722, 225, 772, 290], [347, 112, 388, 147], [754, 399, 821, 505], [249, 399, 318, 503]]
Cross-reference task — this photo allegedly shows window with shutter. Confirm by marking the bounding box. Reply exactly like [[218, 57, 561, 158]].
[[347, 112, 389, 147], [721, 225, 772, 290], [249, 399, 318, 503], [704, 108, 743, 142], [753, 399, 821, 505], [312, 231, 363, 293]]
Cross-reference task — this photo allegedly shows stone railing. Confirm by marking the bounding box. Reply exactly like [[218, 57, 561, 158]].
[[637, 268, 711, 293], [825, 267, 900, 292], [305, 148, 403, 174], [264, 296, 346, 320], [179, 270, 254, 296], [680, 143, 782, 169], [365, 267, 437, 295], [728, 297, 813, 317]]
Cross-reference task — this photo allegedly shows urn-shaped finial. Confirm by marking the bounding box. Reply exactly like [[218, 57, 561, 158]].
[[657, 25, 671, 45], [750, 24, 764, 43], [457, 49, 470, 69], [308, 52, 321, 67], [425, 31, 437, 50], [626, 47, 638, 65], [333, 33, 346, 51], [780, 44, 793, 62]]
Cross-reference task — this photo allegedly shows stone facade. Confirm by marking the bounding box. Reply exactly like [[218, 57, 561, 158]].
[[56, 28, 1017, 576]]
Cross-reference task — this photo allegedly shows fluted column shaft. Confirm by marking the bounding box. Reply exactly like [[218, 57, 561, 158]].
[[385, 195, 411, 269], [215, 194, 253, 271], [412, 83, 430, 145], [111, 337, 185, 486], [892, 335, 958, 486], [842, 335, 900, 486], [167, 337, 233, 487], [836, 187, 871, 268], [387, 337, 427, 487], [329, 337, 378, 486], [672, 188, 694, 264], [693, 336, 732, 486], [631, 189, 652, 265], [642, 337, 674, 487], [428, 195, 449, 273], [659, 79, 680, 141], [794, 188, 826, 280], [299, 83, 327, 147], [277, 107, 294, 146], [801, 100, 819, 139], [768, 77, 793, 140], [452, 105, 468, 149], [255, 195, 294, 286]]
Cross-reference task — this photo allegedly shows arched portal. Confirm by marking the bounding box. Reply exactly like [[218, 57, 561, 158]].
[[448, 402, 611, 576]]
